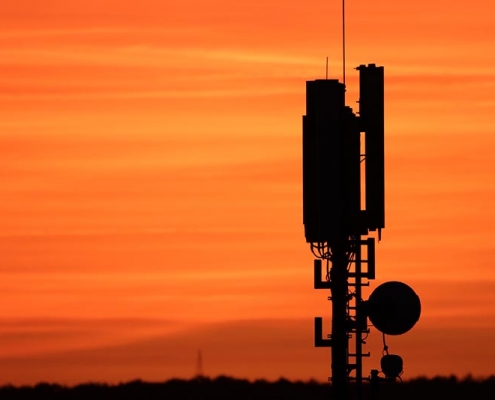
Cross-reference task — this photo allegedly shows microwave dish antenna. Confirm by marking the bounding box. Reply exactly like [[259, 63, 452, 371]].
[[367, 281, 421, 336]]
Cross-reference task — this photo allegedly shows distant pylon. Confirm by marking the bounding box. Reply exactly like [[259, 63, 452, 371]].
[[196, 349, 204, 377]]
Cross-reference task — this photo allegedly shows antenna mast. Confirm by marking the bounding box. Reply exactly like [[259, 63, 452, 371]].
[[302, 2, 421, 399]]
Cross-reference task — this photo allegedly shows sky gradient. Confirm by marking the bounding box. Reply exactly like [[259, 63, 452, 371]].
[[1, 0, 495, 385]]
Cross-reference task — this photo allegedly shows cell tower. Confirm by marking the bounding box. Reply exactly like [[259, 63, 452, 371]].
[[302, 2, 421, 400]]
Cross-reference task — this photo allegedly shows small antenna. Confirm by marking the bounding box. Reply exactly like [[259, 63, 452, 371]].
[[326, 56, 329, 79], [342, 0, 346, 87], [196, 349, 204, 377]]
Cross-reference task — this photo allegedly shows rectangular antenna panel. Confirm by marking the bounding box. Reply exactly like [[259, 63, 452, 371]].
[[358, 64, 385, 231], [303, 79, 361, 243]]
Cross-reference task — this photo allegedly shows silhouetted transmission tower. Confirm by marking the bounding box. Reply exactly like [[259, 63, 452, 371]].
[[301, 3, 421, 400], [302, 63, 421, 400]]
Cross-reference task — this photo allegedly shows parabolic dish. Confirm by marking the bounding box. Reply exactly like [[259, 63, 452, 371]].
[[367, 281, 421, 335]]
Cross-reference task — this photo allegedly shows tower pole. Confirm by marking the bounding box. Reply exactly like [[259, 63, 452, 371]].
[[330, 241, 349, 400], [355, 238, 363, 400]]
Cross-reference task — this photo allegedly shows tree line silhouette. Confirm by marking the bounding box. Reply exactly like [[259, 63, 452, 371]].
[[0, 375, 494, 399]]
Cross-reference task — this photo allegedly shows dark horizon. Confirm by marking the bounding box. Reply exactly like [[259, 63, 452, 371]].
[[1, 375, 494, 400]]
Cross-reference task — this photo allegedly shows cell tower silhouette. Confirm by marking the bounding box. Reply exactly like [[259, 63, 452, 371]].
[[302, 1, 421, 400]]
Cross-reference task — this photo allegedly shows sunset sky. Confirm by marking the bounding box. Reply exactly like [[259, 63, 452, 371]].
[[1, 0, 495, 386]]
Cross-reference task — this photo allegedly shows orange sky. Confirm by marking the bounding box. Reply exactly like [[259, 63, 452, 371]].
[[1, 0, 495, 386]]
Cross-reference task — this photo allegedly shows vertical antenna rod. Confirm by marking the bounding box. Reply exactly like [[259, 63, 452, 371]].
[[342, 0, 346, 87]]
